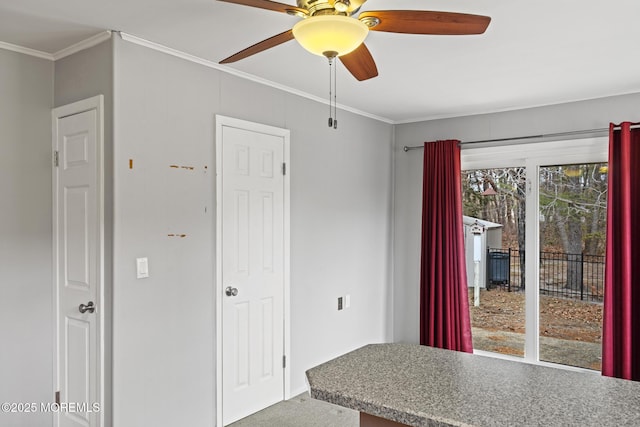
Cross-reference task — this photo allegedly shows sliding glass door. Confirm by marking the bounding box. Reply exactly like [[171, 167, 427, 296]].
[[538, 162, 607, 370], [462, 166, 526, 358], [462, 138, 607, 370]]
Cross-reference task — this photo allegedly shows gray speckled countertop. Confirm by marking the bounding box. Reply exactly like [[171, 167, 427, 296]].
[[306, 343, 640, 427]]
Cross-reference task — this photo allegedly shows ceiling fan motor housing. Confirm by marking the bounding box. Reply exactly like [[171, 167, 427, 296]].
[[297, 0, 365, 16]]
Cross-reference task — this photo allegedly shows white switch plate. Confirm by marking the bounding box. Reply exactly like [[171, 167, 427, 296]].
[[345, 294, 351, 308], [136, 257, 149, 279]]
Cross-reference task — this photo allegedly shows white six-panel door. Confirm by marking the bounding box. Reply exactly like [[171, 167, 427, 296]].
[[216, 117, 290, 425], [53, 96, 103, 427]]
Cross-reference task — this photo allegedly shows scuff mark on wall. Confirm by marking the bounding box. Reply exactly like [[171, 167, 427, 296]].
[[169, 164, 195, 170]]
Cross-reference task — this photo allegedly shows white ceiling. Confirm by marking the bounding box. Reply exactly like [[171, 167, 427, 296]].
[[2, 0, 640, 123]]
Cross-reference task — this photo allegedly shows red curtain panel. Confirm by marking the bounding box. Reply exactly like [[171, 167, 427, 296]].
[[602, 122, 640, 380], [419, 140, 473, 353]]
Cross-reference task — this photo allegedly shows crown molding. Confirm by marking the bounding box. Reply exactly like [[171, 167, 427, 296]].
[[52, 30, 112, 60], [0, 40, 53, 60], [118, 32, 394, 124], [0, 30, 112, 61]]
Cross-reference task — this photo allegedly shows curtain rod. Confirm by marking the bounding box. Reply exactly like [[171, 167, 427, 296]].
[[402, 124, 639, 152]]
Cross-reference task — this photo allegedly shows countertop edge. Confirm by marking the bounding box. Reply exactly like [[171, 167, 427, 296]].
[[307, 383, 468, 427]]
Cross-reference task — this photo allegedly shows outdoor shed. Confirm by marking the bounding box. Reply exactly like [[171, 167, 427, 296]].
[[463, 216, 503, 289]]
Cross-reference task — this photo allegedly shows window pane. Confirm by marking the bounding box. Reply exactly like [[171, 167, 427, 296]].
[[538, 163, 607, 370], [463, 167, 526, 358]]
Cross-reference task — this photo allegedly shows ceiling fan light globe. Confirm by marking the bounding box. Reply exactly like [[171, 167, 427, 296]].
[[292, 15, 369, 57]]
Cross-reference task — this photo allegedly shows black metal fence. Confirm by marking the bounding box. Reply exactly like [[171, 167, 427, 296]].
[[486, 248, 605, 302]]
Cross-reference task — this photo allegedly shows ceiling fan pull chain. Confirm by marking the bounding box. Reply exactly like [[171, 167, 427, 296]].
[[328, 57, 333, 128], [325, 55, 340, 129], [333, 58, 338, 129]]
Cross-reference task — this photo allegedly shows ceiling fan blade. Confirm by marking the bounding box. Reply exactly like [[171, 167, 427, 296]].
[[339, 43, 378, 81], [218, 0, 307, 16], [360, 10, 491, 35], [220, 29, 294, 63]]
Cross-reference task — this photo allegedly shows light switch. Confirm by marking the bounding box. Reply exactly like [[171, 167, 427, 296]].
[[345, 294, 351, 308], [136, 257, 149, 279]]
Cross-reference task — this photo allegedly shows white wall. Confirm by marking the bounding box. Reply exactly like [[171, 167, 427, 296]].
[[392, 92, 640, 343], [0, 48, 54, 427], [112, 35, 394, 426]]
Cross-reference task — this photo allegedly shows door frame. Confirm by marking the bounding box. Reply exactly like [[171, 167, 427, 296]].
[[52, 95, 105, 427], [214, 115, 291, 426]]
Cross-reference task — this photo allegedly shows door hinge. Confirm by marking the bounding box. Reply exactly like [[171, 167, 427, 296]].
[[282, 162, 286, 176], [55, 391, 60, 405], [53, 150, 59, 167], [283, 355, 286, 368]]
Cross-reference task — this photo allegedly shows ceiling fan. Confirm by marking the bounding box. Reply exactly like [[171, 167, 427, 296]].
[[218, 0, 491, 81]]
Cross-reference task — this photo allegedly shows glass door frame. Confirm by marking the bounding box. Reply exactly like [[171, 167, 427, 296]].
[[461, 137, 607, 368]]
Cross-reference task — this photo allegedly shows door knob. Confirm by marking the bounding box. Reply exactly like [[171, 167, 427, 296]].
[[79, 301, 95, 314], [225, 286, 238, 297]]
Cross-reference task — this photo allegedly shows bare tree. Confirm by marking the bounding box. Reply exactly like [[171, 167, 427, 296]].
[[539, 164, 607, 290]]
